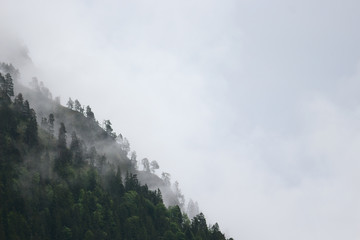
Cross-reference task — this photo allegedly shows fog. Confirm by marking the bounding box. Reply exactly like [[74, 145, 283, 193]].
[[1, 0, 360, 239]]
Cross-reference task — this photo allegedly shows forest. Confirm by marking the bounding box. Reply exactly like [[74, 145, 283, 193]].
[[0, 66, 234, 240]]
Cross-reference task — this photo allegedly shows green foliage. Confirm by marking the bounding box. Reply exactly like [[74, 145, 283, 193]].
[[24, 109, 38, 146], [0, 72, 14, 103], [0, 78, 233, 240]]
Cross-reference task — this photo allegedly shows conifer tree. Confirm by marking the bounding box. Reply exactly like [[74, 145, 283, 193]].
[[88, 146, 97, 166], [173, 181, 185, 209], [130, 151, 138, 170], [74, 99, 81, 111], [70, 131, 84, 166], [0, 73, 5, 92], [55, 123, 71, 174], [103, 120, 113, 135], [67, 98, 74, 109], [14, 93, 24, 110], [0, 73, 14, 102], [24, 109, 38, 146], [48, 113, 55, 136], [58, 122, 67, 149], [150, 160, 160, 173], [120, 137, 130, 154], [5, 73, 14, 98], [86, 105, 95, 120], [108, 166, 124, 198], [142, 158, 150, 172], [161, 172, 171, 185], [23, 100, 30, 118]]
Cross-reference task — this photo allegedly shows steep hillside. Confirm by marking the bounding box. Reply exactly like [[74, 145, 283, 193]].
[[0, 69, 234, 240], [15, 77, 179, 206]]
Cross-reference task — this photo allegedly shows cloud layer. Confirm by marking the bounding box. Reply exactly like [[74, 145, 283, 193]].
[[1, 0, 360, 239]]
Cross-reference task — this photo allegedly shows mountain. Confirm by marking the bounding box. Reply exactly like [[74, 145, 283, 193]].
[[0, 64, 234, 240]]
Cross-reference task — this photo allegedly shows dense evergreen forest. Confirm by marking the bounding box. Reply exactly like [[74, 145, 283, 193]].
[[0, 67, 234, 240]]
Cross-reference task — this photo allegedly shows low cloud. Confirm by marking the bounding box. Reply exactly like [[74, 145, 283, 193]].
[[1, 0, 360, 239]]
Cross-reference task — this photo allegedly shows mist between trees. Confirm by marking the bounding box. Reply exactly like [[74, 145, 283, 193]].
[[0, 64, 234, 240]]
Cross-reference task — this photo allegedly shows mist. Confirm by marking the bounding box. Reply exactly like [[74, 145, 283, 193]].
[[1, 0, 360, 239]]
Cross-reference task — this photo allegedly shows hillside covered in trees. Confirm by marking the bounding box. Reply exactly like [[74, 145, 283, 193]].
[[0, 64, 234, 240]]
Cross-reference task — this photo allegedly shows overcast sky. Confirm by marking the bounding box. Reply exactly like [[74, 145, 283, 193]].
[[1, 0, 360, 239]]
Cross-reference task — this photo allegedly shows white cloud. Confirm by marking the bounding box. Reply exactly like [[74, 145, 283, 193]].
[[1, 0, 360, 239]]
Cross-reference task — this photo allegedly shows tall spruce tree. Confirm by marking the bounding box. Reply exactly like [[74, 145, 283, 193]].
[[14, 93, 24, 111], [55, 123, 72, 175], [24, 109, 38, 146], [74, 99, 81, 112], [0, 73, 14, 103], [86, 105, 95, 120], [58, 122, 67, 149], [67, 98, 74, 109], [5, 73, 14, 97], [70, 131, 84, 166]]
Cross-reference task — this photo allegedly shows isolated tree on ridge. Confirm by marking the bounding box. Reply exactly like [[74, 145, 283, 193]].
[[150, 160, 159, 173], [86, 105, 95, 120], [67, 97, 74, 109], [162, 172, 171, 185], [74, 99, 81, 112], [142, 158, 150, 172]]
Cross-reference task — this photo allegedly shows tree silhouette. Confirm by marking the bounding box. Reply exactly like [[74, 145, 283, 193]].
[[0, 73, 14, 102], [103, 120, 114, 136], [24, 109, 38, 146], [130, 151, 138, 170], [14, 93, 24, 111], [86, 105, 95, 120], [161, 172, 171, 185], [67, 98, 74, 109], [142, 158, 150, 172], [5, 73, 14, 98], [150, 160, 160, 173], [74, 99, 81, 112], [70, 131, 84, 166]]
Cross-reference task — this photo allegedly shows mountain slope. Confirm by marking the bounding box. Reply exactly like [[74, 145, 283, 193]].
[[0, 69, 234, 240]]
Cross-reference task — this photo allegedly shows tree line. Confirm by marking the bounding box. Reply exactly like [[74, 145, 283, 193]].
[[0, 73, 234, 240]]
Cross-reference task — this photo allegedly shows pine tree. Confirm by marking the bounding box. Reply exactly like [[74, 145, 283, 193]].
[[0, 73, 14, 102], [67, 98, 74, 109], [55, 123, 71, 175], [23, 100, 30, 118], [5, 73, 14, 97], [0, 73, 5, 91], [103, 120, 113, 135], [86, 105, 95, 120], [74, 99, 81, 112], [24, 109, 38, 146], [173, 181, 185, 209], [70, 131, 84, 166], [58, 122, 67, 149], [14, 93, 24, 111], [142, 158, 150, 172]]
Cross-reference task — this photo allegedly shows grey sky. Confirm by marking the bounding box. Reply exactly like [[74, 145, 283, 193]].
[[1, 0, 360, 239]]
